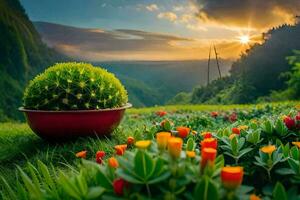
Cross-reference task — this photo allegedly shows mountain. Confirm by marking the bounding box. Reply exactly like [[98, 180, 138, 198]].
[[0, 0, 65, 120], [32, 21, 232, 107], [190, 21, 300, 104]]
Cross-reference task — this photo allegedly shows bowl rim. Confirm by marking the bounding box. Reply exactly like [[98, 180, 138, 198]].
[[19, 103, 132, 113]]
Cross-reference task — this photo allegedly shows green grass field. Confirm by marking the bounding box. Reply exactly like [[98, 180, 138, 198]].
[[0, 102, 299, 199]]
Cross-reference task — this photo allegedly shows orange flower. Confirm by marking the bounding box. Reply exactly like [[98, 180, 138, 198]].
[[96, 151, 105, 164], [186, 151, 196, 158], [115, 144, 127, 156], [211, 111, 219, 118], [156, 110, 167, 117], [250, 194, 261, 200], [127, 136, 135, 145], [176, 126, 190, 138], [135, 140, 151, 149], [260, 145, 276, 155], [221, 166, 244, 190], [200, 138, 218, 150], [201, 132, 212, 139], [75, 150, 87, 159], [201, 148, 217, 169], [232, 127, 240, 135], [108, 157, 119, 168], [168, 137, 183, 159], [292, 142, 300, 148], [156, 132, 171, 150]]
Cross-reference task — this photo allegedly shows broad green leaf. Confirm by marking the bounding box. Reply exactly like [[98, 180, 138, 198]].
[[273, 182, 288, 200], [86, 186, 105, 199], [194, 177, 219, 200], [134, 150, 154, 181]]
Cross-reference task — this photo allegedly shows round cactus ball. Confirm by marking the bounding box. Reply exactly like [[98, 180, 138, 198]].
[[23, 62, 128, 110]]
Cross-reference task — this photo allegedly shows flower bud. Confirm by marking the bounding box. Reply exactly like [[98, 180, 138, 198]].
[[156, 132, 171, 150], [221, 166, 243, 190], [168, 137, 183, 159]]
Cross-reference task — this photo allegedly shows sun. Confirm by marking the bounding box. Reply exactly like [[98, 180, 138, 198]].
[[239, 35, 250, 44]]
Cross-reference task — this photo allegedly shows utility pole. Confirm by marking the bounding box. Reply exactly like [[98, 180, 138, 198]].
[[207, 45, 211, 86], [213, 45, 222, 78]]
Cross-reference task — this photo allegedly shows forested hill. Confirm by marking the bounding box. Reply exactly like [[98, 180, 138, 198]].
[[189, 21, 300, 104], [0, 0, 65, 120]]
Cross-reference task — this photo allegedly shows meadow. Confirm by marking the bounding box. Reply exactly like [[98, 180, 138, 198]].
[[1, 102, 300, 199]]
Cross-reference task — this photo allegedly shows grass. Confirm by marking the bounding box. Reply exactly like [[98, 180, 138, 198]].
[[0, 102, 298, 190]]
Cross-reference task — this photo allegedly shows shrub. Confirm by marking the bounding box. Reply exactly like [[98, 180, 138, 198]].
[[23, 62, 128, 110]]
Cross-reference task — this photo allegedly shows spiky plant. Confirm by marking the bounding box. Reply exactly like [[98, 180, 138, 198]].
[[23, 62, 128, 110]]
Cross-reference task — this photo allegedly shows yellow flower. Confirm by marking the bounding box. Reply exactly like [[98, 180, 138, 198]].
[[238, 125, 249, 131], [192, 130, 197, 135], [186, 151, 196, 158], [281, 115, 288, 120], [251, 119, 258, 124], [229, 134, 236, 140], [168, 137, 183, 159], [260, 145, 276, 155], [135, 140, 151, 149], [250, 194, 261, 200], [156, 132, 171, 150], [295, 104, 300, 110], [292, 142, 300, 148]]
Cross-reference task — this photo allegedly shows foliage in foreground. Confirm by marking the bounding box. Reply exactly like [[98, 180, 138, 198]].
[[2, 104, 300, 199]]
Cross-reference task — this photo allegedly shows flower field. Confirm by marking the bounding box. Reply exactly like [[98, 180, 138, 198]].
[[1, 102, 300, 199]]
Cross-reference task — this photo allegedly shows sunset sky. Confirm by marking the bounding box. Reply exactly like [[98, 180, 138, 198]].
[[21, 0, 300, 61]]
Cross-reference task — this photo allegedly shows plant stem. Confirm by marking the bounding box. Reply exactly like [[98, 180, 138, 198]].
[[146, 183, 151, 198]]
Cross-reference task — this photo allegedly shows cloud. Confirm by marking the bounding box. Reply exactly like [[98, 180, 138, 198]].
[[146, 4, 158, 12], [35, 22, 247, 61], [194, 0, 300, 29], [157, 12, 178, 22]]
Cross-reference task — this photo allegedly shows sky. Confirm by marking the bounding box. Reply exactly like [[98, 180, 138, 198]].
[[20, 0, 300, 61]]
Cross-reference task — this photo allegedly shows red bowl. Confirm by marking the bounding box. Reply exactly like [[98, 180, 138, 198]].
[[19, 103, 132, 140]]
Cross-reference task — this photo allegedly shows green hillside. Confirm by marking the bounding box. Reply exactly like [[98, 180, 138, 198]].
[[189, 21, 300, 105], [0, 0, 65, 120]]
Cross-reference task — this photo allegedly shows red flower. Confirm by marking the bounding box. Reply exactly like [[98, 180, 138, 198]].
[[211, 111, 219, 118], [114, 144, 127, 156], [96, 151, 105, 164], [156, 110, 167, 117], [221, 166, 244, 190], [200, 138, 218, 150], [296, 112, 300, 121], [113, 178, 129, 196], [176, 126, 190, 138], [229, 113, 237, 122], [232, 127, 240, 135], [201, 132, 212, 139], [127, 136, 135, 146], [201, 148, 217, 169], [283, 116, 295, 129]]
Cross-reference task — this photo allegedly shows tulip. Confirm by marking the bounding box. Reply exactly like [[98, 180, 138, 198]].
[[114, 144, 127, 156], [156, 110, 167, 117], [292, 142, 300, 148], [127, 136, 135, 146], [75, 150, 87, 159], [283, 116, 295, 129], [232, 127, 240, 135], [96, 151, 105, 164], [108, 157, 119, 168], [168, 137, 183, 159], [186, 151, 196, 158], [113, 178, 129, 196], [221, 166, 244, 190], [201, 132, 212, 139], [201, 148, 217, 169], [260, 145, 276, 155], [211, 111, 219, 118], [200, 138, 217, 150], [135, 140, 151, 149], [176, 126, 190, 138], [156, 132, 171, 150]]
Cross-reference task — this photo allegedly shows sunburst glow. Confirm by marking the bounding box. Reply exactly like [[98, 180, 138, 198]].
[[239, 35, 250, 44]]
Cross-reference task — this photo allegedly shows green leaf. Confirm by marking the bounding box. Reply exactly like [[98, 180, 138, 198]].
[[134, 150, 154, 181], [116, 169, 143, 184], [186, 138, 195, 151], [194, 177, 219, 200], [86, 186, 105, 199], [275, 119, 288, 136], [147, 171, 171, 184], [273, 182, 288, 200]]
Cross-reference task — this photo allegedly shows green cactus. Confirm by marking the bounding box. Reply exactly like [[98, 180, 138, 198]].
[[23, 62, 128, 110]]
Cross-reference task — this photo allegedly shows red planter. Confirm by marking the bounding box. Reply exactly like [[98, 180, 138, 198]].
[[19, 103, 132, 140]]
